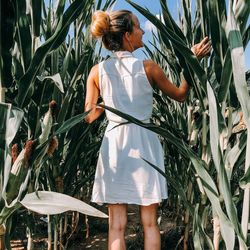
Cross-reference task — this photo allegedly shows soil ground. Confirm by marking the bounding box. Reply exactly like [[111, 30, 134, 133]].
[[10, 204, 190, 250]]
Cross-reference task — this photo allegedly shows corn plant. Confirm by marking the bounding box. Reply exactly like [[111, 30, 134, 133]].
[[0, 0, 116, 249], [1, 0, 249, 249], [124, 0, 249, 249]]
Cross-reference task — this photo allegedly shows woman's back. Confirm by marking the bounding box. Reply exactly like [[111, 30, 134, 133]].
[[99, 51, 153, 123]]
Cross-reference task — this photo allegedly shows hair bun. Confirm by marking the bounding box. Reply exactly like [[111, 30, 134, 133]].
[[91, 10, 110, 38]]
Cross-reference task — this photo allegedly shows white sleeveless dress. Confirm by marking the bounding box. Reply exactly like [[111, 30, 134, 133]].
[[91, 51, 168, 205]]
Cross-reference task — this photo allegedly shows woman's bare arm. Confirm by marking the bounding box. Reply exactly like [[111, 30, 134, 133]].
[[84, 64, 104, 123], [144, 60, 189, 102], [144, 37, 211, 102]]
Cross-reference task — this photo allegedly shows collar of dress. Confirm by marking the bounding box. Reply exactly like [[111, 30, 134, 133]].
[[111, 51, 134, 58]]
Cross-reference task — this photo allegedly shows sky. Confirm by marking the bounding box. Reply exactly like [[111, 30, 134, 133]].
[[109, 0, 250, 70], [47, 0, 249, 70]]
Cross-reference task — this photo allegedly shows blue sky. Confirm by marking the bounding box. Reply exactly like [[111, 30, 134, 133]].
[[49, 0, 249, 69], [111, 0, 250, 70]]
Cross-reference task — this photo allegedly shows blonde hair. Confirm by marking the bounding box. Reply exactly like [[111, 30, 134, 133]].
[[90, 10, 133, 51]]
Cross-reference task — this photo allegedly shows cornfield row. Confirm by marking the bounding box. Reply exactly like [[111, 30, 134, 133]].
[[0, 0, 249, 249]]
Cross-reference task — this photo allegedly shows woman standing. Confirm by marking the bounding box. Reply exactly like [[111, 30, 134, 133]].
[[85, 10, 211, 250]]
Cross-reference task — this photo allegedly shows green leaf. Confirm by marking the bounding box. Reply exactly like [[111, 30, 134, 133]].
[[17, 0, 94, 107], [0, 0, 15, 88], [180, 0, 192, 43], [0, 103, 10, 173], [57, 45, 94, 123], [193, 205, 203, 250], [61, 40, 73, 81], [207, 82, 221, 169], [233, 0, 250, 33], [207, 80, 247, 248], [20, 191, 108, 218], [126, 0, 207, 109], [225, 136, 247, 180], [218, 49, 232, 103], [239, 167, 250, 189], [226, 4, 250, 128], [54, 110, 90, 136], [16, 0, 32, 71], [226, 3, 250, 243], [37, 73, 64, 93], [30, 0, 42, 37], [0, 104, 24, 202], [4, 149, 29, 203], [54, 0, 67, 28]]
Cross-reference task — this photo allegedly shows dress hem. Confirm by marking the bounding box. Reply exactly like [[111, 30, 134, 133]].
[[91, 196, 168, 206]]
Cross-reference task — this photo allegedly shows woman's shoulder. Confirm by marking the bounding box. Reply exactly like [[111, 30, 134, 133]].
[[90, 60, 110, 77], [143, 60, 161, 80], [91, 59, 106, 69], [90, 63, 99, 75], [143, 59, 158, 69]]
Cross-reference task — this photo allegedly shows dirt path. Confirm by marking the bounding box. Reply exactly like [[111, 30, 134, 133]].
[[11, 205, 180, 249]]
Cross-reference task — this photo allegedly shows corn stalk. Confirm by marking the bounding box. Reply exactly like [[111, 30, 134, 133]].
[[126, 0, 249, 248], [1, 0, 115, 248], [226, 0, 250, 244]]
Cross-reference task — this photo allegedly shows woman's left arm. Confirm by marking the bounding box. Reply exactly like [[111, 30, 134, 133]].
[[191, 37, 211, 60], [84, 64, 104, 123]]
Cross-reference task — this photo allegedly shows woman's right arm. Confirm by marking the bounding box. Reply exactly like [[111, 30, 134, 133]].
[[84, 64, 104, 123]]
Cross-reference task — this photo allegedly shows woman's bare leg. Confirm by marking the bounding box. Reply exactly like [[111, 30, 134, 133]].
[[140, 203, 160, 250], [108, 204, 127, 250]]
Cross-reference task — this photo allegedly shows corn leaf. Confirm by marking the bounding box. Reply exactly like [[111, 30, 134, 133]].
[[218, 49, 232, 103], [225, 136, 247, 180], [0, 1, 15, 88], [126, 0, 207, 109], [30, 0, 42, 37], [233, 0, 250, 33], [57, 45, 94, 123], [226, 2, 250, 243], [37, 73, 64, 94], [20, 191, 108, 218], [240, 167, 250, 189], [0, 103, 11, 186], [193, 205, 204, 250], [1, 104, 24, 201], [15, 0, 32, 71], [17, 0, 94, 107], [61, 40, 73, 81], [54, 110, 90, 136]]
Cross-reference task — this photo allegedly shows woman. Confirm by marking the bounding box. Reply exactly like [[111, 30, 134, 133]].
[[85, 10, 211, 250]]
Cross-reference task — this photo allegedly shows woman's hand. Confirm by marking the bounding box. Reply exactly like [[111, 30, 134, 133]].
[[191, 37, 212, 60]]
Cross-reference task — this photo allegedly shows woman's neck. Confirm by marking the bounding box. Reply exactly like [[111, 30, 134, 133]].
[[120, 42, 134, 52]]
